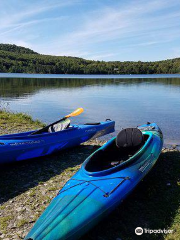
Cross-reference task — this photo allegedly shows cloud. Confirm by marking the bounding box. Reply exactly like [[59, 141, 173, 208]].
[[0, 0, 79, 29], [0, 0, 79, 48], [34, 0, 180, 60], [0, 16, 67, 38]]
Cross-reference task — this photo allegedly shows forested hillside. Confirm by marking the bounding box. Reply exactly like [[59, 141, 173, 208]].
[[0, 44, 38, 55], [0, 44, 180, 74]]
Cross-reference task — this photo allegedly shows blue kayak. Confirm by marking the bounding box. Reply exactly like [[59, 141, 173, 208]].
[[25, 123, 163, 240], [0, 120, 115, 164]]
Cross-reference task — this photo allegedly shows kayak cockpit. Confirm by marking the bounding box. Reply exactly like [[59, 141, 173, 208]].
[[84, 128, 150, 172], [33, 118, 71, 135]]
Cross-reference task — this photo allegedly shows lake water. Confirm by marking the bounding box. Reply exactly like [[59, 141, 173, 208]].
[[0, 74, 180, 146]]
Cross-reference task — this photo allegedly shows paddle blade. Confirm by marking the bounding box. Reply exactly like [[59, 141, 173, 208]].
[[65, 108, 84, 118]]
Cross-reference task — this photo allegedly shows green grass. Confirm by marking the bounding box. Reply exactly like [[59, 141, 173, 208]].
[[17, 219, 28, 228], [0, 216, 12, 233], [0, 109, 44, 134]]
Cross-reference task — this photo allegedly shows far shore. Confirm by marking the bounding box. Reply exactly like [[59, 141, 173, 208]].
[[0, 72, 180, 79]]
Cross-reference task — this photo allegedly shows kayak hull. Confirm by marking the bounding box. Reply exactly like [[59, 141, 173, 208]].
[[25, 123, 163, 240], [0, 121, 115, 164]]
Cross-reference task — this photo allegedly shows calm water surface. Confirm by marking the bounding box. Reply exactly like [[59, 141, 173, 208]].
[[0, 76, 180, 145]]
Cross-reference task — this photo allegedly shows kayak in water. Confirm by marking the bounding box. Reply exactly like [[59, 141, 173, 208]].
[[25, 122, 163, 240], [0, 119, 115, 164]]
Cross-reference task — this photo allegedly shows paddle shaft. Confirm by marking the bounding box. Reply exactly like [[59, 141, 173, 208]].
[[31, 108, 84, 135], [31, 117, 67, 135]]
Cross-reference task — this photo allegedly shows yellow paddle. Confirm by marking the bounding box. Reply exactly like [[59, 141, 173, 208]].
[[32, 107, 84, 135], [65, 108, 84, 118]]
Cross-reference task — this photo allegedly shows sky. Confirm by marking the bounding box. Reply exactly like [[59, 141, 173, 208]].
[[0, 0, 180, 61]]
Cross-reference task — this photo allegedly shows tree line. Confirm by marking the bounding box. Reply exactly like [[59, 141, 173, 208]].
[[0, 44, 180, 74]]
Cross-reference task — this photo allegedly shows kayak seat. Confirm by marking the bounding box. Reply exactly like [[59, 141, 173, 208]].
[[48, 119, 70, 133], [116, 128, 144, 149], [85, 128, 146, 172]]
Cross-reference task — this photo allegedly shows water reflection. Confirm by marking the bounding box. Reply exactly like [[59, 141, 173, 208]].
[[0, 77, 180, 145]]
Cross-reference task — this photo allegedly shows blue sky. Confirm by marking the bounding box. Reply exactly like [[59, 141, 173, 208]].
[[0, 0, 180, 61]]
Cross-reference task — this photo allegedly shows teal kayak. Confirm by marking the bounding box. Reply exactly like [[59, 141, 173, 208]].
[[25, 123, 163, 240]]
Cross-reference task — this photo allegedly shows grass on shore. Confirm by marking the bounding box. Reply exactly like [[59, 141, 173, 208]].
[[0, 110, 44, 135], [0, 110, 179, 240]]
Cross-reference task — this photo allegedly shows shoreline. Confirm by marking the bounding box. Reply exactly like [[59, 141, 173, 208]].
[[0, 109, 179, 150], [0, 111, 179, 240], [0, 72, 180, 79]]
